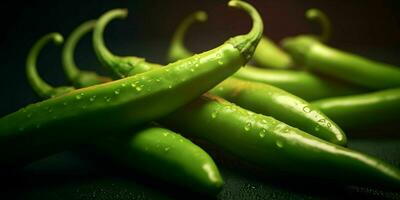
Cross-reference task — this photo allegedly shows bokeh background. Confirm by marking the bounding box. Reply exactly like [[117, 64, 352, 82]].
[[0, 0, 400, 116], [0, 1, 400, 199]]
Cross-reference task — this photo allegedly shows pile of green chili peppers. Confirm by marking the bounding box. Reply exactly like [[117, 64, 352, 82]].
[[1, 0, 400, 195]]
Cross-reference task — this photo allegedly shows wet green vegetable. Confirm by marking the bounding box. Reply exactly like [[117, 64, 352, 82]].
[[92, 1, 345, 144], [28, 30, 224, 194], [312, 88, 400, 130]]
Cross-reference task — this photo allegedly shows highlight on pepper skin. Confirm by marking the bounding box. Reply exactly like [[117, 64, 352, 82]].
[[0, 0, 399, 198]]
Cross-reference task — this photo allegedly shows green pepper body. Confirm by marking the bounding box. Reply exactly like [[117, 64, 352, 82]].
[[91, 2, 344, 145], [252, 37, 292, 69], [165, 8, 364, 101], [90, 0, 400, 188], [97, 126, 223, 194], [161, 94, 400, 188], [312, 88, 400, 130], [210, 77, 346, 145], [233, 65, 366, 101], [282, 36, 400, 90], [0, 27, 246, 167], [24, 30, 224, 194]]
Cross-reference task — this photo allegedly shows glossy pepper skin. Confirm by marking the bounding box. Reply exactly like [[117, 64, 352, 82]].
[[161, 94, 400, 189], [282, 36, 400, 90], [164, 9, 346, 144], [167, 8, 366, 101], [91, 1, 400, 188], [29, 31, 223, 195], [312, 88, 400, 130], [233, 66, 367, 101], [92, 1, 344, 145], [0, 1, 255, 167], [252, 8, 331, 69], [210, 78, 346, 145], [252, 36, 293, 69], [163, 11, 292, 70], [97, 126, 223, 194]]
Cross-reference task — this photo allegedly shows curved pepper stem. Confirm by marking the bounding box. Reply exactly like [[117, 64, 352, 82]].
[[167, 11, 207, 63], [226, 0, 263, 62], [62, 20, 111, 88], [93, 8, 147, 78], [305, 8, 332, 43], [26, 33, 74, 99]]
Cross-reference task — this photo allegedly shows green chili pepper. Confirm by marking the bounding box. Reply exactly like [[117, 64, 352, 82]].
[[233, 66, 368, 101], [167, 9, 366, 101], [90, 1, 400, 188], [91, 1, 345, 145], [282, 36, 400, 90], [312, 88, 400, 130], [161, 94, 400, 189], [27, 31, 223, 194], [62, 20, 112, 88], [252, 36, 293, 69], [209, 78, 346, 145], [0, 0, 259, 167]]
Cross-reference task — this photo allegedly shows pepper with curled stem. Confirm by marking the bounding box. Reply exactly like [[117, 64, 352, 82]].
[[91, 1, 400, 189], [62, 20, 111, 88], [92, 2, 346, 145], [166, 9, 366, 101], [0, 5, 257, 168], [282, 12, 400, 89], [26, 31, 224, 195], [312, 88, 400, 130]]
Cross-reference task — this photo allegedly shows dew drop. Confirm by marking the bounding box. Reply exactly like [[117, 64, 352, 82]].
[[164, 147, 170, 152], [211, 110, 218, 119], [131, 83, 136, 88], [121, 83, 126, 87], [63, 102, 68, 106], [327, 123, 332, 128], [136, 86, 142, 91], [190, 68, 195, 72], [276, 141, 284, 148], [318, 119, 326, 123], [90, 96, 96, 102], [168, 85, 172, 89], [314, 126, 320, 131], [179, 139, 184, 143], [114, 89, 120, 95], [259, 129, 266, 138], [156, 78, 161, 82], [283, 127, 290, 133], [163, 132, 169, 137], [75, 94, 82, 100], [244, 122, 252, 131], [303, 106, 311, 113], [218, 60, 224, 65], [216, 53, 222, 58]]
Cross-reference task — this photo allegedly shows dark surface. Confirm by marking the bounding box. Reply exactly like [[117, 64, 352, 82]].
[[0, 139, 399, 200], [0, 0, 399, 199]]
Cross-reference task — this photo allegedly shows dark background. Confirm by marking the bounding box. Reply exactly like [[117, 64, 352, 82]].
[[0, 0, 400, 199], [1, 0, 400, 116]]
